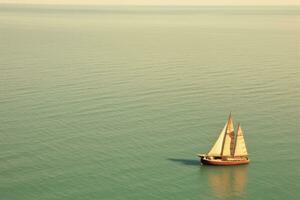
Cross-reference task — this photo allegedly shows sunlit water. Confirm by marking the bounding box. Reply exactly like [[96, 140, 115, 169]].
[[0, 5, 300, 200]]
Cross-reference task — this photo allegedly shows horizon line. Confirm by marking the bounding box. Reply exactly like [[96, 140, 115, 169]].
[[1, 3, 300, 6]]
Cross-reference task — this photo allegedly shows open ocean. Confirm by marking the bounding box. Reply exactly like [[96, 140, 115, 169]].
[[0, 4, 300, 200]]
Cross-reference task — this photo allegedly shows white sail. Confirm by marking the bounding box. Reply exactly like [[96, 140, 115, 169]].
[[221, 114, 235, 156], [207, 123, 227, 156], [234, 124, 248, 156]]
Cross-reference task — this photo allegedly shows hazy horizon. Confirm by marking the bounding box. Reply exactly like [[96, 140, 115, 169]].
[[1, 0, 300, 6]]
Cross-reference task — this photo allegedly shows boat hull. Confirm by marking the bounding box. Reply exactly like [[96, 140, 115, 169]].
[[200, 157, 250, 166]]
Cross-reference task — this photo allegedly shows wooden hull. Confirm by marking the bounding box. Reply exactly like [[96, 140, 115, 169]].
[[200, 156, 250, 166]]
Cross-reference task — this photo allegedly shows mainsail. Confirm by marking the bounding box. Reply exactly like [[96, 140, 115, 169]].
[[221, 114, 235, 156], [234, 124, 248, 156], [207, 114, 235, 157]]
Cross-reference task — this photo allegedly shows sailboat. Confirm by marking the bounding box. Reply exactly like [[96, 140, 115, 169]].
[[198, 113, 250, 165]]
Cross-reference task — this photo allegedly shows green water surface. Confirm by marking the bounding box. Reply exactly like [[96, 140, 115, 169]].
[[0, 5, 300, 200]]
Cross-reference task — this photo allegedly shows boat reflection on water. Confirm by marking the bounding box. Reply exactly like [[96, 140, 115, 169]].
[[201, 165, 248, 199]]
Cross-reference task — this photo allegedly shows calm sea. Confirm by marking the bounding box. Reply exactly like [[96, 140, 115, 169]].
[[0, 4, 300, 200]]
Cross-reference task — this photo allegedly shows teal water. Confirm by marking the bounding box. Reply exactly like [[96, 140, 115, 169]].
[[1, 5, 300, 200]]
